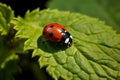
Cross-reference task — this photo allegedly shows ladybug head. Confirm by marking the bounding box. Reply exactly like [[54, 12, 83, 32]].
[[61, 32, 72, 47]]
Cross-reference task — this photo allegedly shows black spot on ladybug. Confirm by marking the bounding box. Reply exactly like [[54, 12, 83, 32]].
[[49, 33, 53, 37], [50, 25, 54, 28]]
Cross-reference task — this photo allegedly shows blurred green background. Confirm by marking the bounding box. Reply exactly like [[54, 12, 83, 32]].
[[0, 0, 120, 80]]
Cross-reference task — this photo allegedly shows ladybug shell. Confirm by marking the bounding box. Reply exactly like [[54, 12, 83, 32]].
[[43, 23, 68, 42]]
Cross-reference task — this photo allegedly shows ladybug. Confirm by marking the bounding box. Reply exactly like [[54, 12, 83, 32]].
[[43, 23, 72, 47]]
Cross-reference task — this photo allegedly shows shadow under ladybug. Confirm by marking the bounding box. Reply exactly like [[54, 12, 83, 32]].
[[37, 23, 73, 53], [37, 35, 72, 53]]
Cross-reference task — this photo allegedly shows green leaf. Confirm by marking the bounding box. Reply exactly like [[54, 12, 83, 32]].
[[0, 3, 14, 35], [47, 0, 120, 33], [14, 9, 120, 80], [0, 3, 21, 79]]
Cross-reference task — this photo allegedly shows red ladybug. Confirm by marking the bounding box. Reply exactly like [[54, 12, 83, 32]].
[[43, 23, 72, 47]]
